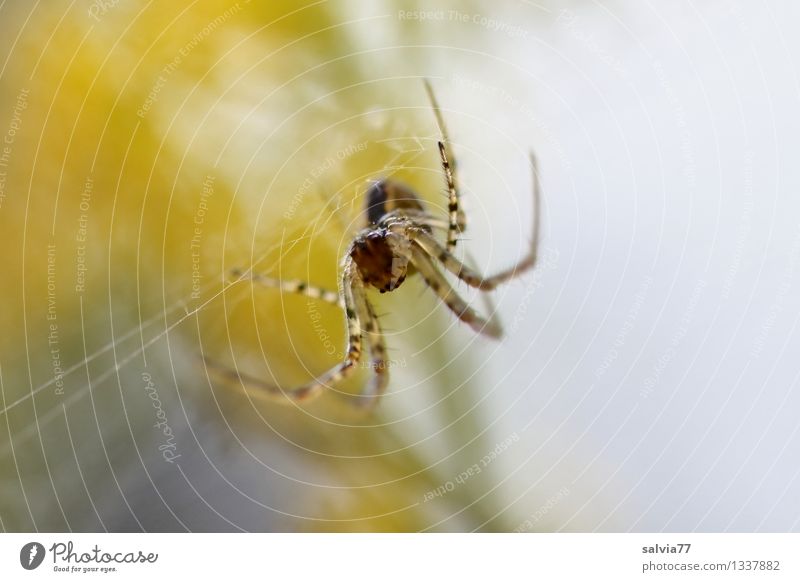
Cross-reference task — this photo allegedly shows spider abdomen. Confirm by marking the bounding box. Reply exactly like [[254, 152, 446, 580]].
[[365, 179, 427, 225], [350, 224, 412, 293]]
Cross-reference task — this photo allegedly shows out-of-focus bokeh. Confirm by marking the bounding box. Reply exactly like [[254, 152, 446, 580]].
[[1, 0, 799, 532]]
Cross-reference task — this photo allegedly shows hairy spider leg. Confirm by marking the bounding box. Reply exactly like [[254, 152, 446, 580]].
[[229, 267, 343, 307], [409, 245, 502, 339], [228, 266, 393, 407], [350, 295, 389, 408], [409, 151, 542, 290], [424, 79, 466, 251], [207, 261, 366, 403]]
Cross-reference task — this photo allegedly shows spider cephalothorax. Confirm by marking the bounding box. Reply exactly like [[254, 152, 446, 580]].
[[208, 80, 542, 409]]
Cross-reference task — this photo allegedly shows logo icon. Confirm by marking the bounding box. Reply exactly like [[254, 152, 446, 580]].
[[20, 542, 46, 570]]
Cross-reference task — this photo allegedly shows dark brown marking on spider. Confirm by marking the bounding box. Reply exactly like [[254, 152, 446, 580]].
[[365, 180, 426, 225], [351, 229, 409, 293], [365, 181, 388, 225], [422, 275, 440, 293]]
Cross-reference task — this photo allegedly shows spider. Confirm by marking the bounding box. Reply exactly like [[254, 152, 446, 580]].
[[208, 80, 542, 408]]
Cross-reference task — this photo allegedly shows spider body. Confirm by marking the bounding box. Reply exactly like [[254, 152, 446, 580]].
[[358, 179, 437, 292], [209, 80, 542, 409], [350, 214, 414, 293]]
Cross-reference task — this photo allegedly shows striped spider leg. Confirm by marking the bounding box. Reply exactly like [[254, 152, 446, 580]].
[[423, 78, 466, 251], [205, 262, 389, 408], [410, 151, 542, 292]]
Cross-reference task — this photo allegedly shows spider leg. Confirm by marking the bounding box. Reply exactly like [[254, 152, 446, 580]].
[[411, 151, 541, 290], [350, 295, 389, 408], [409, 245, 502, 339], [437, 141, 465, 253], [208, 262, 363, 403], [424, 79, 466, 251], [229, 267, 343, 307]]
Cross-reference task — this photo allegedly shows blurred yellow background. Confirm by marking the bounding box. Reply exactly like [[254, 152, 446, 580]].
[[0, 0, 542, 531], [8, 0, 795, 535]]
